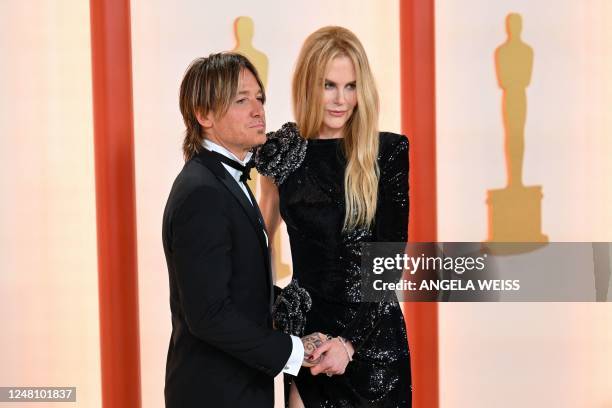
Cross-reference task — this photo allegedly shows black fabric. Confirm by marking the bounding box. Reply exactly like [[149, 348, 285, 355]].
[[162, 148, 292, 408], [206, 149, 254, 182], [258, 131, 412, 407]]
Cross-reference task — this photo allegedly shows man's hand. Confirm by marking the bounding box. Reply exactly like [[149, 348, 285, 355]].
[[309, 337, 354, 376], [300, 332, 328, 367]]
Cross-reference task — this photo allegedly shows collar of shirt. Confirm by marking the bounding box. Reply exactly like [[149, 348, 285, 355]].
[[202, 139, 252, 185]]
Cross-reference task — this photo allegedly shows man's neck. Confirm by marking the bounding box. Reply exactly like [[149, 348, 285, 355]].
[[203, 138, 251, 164]]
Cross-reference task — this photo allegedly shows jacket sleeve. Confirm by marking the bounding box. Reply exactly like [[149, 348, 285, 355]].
[[171, 186, 293, 377], [340, 135, 409, 351]]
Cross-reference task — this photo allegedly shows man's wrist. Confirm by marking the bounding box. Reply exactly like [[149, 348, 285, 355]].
[[283, 335, 304, 376]]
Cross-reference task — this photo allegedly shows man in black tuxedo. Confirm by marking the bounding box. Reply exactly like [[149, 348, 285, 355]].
[[162, 53, 305, 407]]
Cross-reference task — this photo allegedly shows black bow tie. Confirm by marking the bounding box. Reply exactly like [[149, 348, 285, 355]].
[[207, 150, 254, 183]]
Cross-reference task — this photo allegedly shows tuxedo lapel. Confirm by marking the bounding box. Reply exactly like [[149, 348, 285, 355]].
[[243, 182, 274, 306], [195, 150, 270, 265]]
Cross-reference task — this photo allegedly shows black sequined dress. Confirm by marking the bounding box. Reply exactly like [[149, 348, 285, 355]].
[[255, 123, 412, 408]]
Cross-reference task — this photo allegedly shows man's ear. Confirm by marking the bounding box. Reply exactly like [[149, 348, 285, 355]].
[[196, 111, 214, 129]]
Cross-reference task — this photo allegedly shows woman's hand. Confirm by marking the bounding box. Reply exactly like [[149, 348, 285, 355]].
[[309, 337, 354, 376]]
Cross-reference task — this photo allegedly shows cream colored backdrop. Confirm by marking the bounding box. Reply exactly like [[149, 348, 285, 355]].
[[0, 1, 100, 407], [436, 1, 612, 407], [3, 2, 609, 407], [130, 1, 400, 406]]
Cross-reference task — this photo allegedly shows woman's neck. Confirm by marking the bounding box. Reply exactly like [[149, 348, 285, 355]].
[[314, 128, 345, 140]]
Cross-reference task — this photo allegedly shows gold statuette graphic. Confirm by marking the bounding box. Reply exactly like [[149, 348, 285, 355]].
[[486, 13, 548, 250], [232, 16, 291, 281], [233, 16, 268, 87]]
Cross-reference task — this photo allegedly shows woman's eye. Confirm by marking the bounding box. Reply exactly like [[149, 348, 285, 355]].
[[236, 98, 246, 104], [324, 82, 335, 89], [346, 83, 356, 90]]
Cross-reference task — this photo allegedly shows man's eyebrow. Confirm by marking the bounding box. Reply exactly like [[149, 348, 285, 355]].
[[236, 90, 263, 95]]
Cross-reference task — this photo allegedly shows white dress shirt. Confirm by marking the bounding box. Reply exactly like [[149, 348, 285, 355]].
[[202, 139, 304, 376]]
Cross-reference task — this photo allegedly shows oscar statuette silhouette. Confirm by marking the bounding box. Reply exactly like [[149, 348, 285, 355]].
[[486, 13, 548, 254]]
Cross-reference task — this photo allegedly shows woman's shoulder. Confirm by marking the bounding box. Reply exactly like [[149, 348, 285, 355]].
[[377, 132, 409, 185], [378, 131, 409, 162], [253, 122, 308, 185]]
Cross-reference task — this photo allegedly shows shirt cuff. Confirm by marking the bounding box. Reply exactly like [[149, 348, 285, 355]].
[[282, 335, 304, 376]]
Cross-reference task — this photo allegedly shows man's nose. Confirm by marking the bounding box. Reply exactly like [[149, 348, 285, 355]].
[[251, 99, 264, 117]]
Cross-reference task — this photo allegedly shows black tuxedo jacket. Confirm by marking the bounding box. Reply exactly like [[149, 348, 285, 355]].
[[162, 149, 292, 407]]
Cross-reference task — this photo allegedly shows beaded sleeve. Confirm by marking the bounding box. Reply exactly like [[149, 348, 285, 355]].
[[340, 134, 410, 350]]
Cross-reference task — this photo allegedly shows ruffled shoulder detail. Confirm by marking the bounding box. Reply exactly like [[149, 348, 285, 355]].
[[253, 122, 308, 185]]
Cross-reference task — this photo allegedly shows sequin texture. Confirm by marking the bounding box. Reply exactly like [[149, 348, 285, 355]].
[[273, 279, 312, 337], [253, 122, 308, 185], [255, 123, 412, 407]]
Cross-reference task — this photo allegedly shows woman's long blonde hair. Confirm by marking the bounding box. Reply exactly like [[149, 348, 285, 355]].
[[292, 26, 380, 231]]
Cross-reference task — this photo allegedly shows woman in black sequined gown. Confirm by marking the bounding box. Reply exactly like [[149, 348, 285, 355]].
[[255, 27, 411, 408]]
